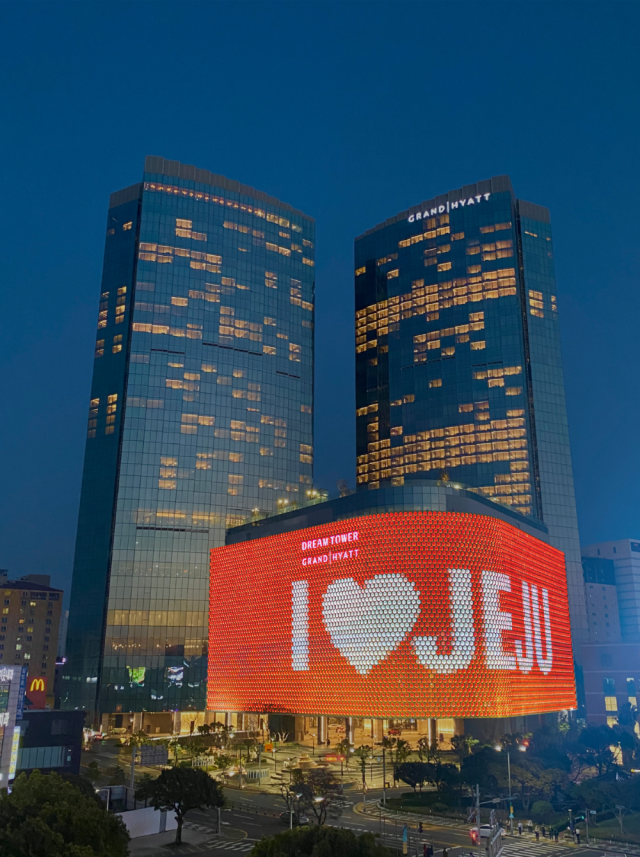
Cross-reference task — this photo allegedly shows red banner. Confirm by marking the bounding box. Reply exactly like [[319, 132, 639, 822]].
[[208, 512, 576, 718]]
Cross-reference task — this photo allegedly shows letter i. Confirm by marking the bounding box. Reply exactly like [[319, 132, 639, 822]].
[[291, 580, 309, 671]]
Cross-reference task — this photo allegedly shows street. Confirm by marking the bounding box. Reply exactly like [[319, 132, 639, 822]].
[[129, 784, 632, 856]]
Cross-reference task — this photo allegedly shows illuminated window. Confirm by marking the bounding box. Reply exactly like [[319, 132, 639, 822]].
[[506, 387, 523, 396], [470, 341, 485, 350], [122, 221, 132, 231], [301, 404, 312, 414], [95, 339, 104, 358], [289, 343, 301, 362], [429, 379, 442, 388], [605, 696, 618, 712], [459, 403, 473, 413]]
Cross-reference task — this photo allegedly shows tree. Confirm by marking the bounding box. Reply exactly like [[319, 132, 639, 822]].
[[530, 800, 555, 824], [417, 736, 440, 764], [575, 724, 617, 776], [292, 768, 343, 825], [107, 765, 126, 786], [353, 745, 373, 787], [460, 746, 506, 795], [389, 738, 412, 786], [335, 737, 352, 759], [128, 729, 151, 749], [250, 823, 393, 856], [396, 762, 433, 793], [198, 723, 211, 736], [85, 760, 101, 785], [136, 766, 224, 845], [0, 770, 129, 857], [185, 736, 207, 761], [450, 734, 478, 764]]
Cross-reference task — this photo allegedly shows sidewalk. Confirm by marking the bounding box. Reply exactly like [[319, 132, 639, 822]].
[[129, 824, 245, 855]]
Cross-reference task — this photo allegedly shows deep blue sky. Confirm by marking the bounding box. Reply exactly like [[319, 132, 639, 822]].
[[1, 2, 639, 597]]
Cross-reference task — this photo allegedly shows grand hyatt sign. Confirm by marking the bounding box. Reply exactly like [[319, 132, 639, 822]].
[[408, 193, 492, 222], [208, 512, 576, 718]]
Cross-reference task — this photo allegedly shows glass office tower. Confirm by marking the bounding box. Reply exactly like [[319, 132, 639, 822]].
[[354, 175, 588, 646], [63, 157, 315, 721]]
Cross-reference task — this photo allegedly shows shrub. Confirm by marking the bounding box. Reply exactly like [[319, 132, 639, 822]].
[[531, 800, 555, 823]]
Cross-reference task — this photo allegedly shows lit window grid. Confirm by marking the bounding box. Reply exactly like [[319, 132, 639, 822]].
[[65, 168, 314, 715], [353, 194, 536, 517], [208, 511, 576, 719]]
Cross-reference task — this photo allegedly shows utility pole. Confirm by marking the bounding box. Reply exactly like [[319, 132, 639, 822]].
[[585, 807, 589, 844], [382, 747, 387, 806], [507, 751, 513, 835], [476, 784, 481, 850], [129, 745, 136, 794]]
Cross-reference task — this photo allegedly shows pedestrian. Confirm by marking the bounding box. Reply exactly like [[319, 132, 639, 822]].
[[554, 831, 559, 843], [326, 738, 330, 746], [518, 821, 523, 836], [442, 849, 448, 857], [535, 827, 540, 842], [423, 845, 427, 857], [576, 828, 581, 844], [541, 825, 546, 838]]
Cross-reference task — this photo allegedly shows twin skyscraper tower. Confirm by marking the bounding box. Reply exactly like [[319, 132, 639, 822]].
[[62, 157, 586, 727]]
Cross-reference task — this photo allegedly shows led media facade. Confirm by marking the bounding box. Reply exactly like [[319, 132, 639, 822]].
[[208, 511, 576, 718]]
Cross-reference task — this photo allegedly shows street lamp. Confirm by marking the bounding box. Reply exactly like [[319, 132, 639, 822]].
[[290, 792, 302, 829], [495, 742, 523, 834]]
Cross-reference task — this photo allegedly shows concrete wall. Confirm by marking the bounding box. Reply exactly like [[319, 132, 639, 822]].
[[117, 806, 177, 838]]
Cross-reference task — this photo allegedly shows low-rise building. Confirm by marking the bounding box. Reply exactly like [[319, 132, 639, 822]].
[[0, 575, 63, 708], [16, 709, 85, 777]]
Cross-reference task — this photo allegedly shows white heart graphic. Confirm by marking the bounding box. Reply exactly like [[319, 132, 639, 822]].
[[322, 573, 421, 675]]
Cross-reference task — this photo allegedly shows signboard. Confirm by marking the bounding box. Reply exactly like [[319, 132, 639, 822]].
[[139, 745, 169, 766], [15, 667, 28, 720], [208, 511, 576, 718], [8, 725, 20, 781], [26, 676, 47, 710]]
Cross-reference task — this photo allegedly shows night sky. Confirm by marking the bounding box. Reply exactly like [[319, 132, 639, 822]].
[[1, 2, 639, 599]]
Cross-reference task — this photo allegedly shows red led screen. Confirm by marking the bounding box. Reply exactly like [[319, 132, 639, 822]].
[[208, 512, 576, 718]]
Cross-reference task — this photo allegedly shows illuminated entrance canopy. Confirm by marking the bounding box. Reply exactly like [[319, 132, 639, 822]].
[[208, 512, 576, 718]]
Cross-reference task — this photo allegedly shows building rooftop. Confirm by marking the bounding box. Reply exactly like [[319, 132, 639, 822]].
[[109, 155, 314, 220], [226, 479, 548, 544], [356, 174, 549, 240]]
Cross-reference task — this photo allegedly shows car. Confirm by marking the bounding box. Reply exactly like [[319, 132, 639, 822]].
[[279, 811, 310, 826], [469, 825, 506, 844]]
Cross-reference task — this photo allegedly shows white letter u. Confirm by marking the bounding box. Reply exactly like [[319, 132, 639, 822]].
[[531, 585, 553, 674]]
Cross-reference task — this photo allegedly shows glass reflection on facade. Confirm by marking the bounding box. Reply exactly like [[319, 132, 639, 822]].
[[62, 157, 315, 718], [354, 176, 588, 646]]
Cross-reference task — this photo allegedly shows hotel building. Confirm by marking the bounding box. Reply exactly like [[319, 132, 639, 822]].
[[62, 157, 315, 728]]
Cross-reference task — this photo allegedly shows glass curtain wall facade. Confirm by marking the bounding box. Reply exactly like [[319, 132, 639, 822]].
[[354, 175, 588, 646], [62, 157, 315, 718]]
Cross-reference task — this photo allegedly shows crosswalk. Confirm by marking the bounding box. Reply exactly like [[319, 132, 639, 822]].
[[501, 839, 574, 856], [182, 822, 257, 853], [203, 838, 256, 853]]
